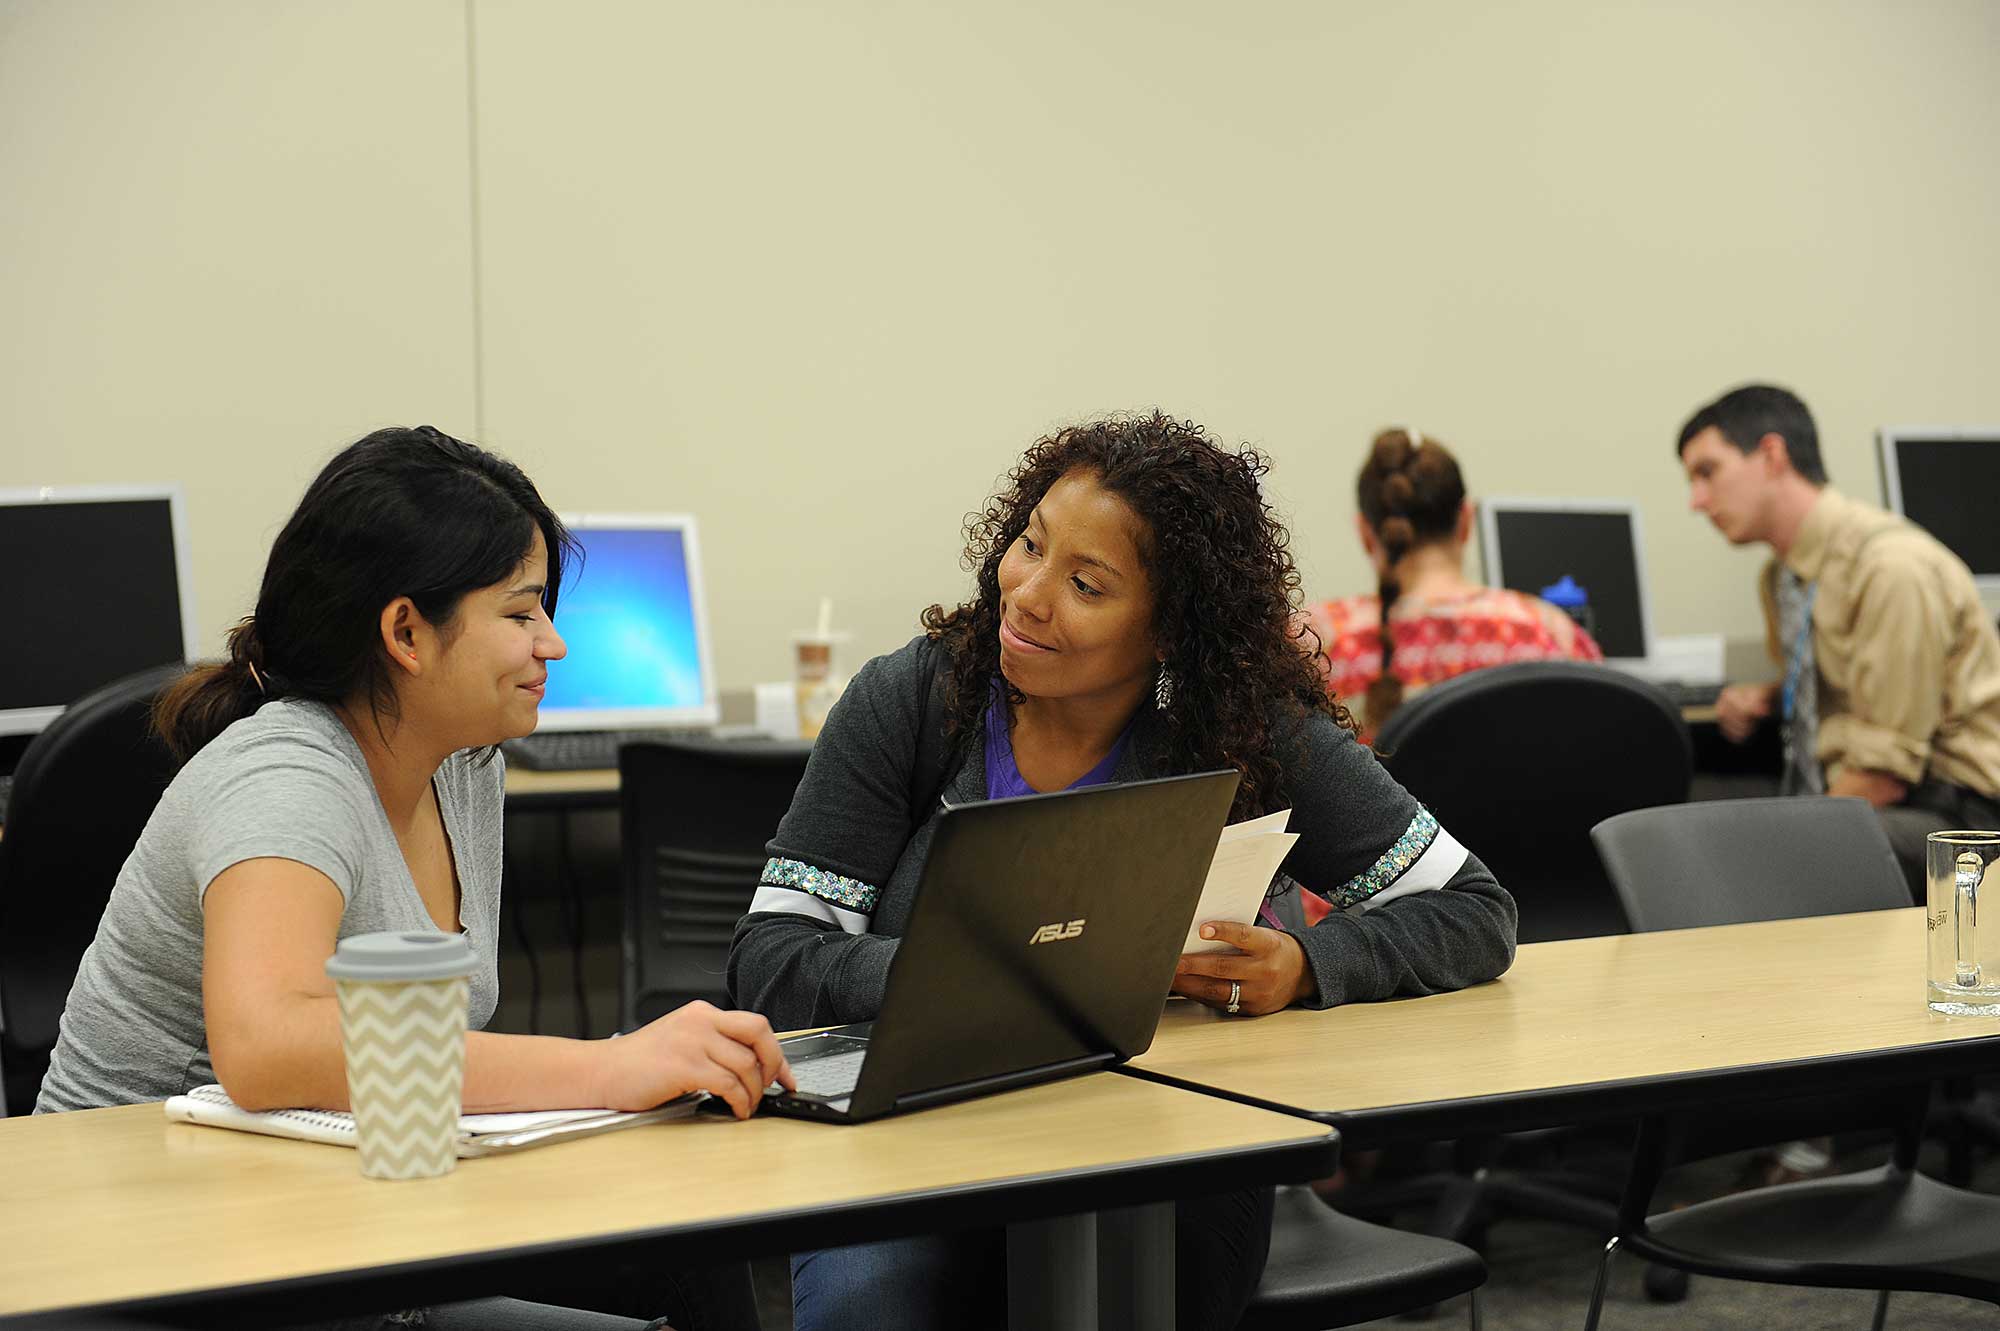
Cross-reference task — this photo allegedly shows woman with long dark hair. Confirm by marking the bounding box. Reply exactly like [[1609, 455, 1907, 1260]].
[[732, 412, 1516, 1331], [39, 426, 787, 1330]]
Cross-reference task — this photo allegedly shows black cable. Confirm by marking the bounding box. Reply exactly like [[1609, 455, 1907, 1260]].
[[505, 827, 542, 1036], [558, 812, 591, 1038]]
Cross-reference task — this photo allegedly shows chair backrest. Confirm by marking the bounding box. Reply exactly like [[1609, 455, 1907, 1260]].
[[0, 665, 185, 1099], [1590, 795, 1908, 932], [1372, 660, 1692, 943], [618, 737, 812, 1028]]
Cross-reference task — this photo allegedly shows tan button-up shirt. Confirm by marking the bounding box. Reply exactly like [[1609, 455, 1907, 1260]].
[[1759, 487, 2000, 797]]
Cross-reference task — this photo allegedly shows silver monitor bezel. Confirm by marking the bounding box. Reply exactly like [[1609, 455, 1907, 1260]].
[[534, 511, 721, 732], [1476, 495, 1654, 670], [0, 484, 199, 736], [1876, 425, 2000, 600]]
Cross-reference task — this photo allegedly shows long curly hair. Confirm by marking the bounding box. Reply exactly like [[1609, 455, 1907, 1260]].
[[921, 411, 1354, 820]]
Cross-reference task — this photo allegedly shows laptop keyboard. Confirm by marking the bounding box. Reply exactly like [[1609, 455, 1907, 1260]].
[[1657, 681, 1724, 709], [783, 1048, 869, 1099], [501, 729, 704, 771]]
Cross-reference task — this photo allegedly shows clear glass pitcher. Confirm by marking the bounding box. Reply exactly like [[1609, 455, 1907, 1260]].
[[1926, 830, 2000, 1017]]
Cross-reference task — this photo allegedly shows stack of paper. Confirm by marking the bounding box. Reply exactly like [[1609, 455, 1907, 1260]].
[[164, 1083, 702, 1156]]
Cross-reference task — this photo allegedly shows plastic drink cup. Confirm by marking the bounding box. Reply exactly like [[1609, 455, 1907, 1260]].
[[325, 931, 476, 1178], [793, 632, 849, 741], [1925, 831, 2000, 1017]]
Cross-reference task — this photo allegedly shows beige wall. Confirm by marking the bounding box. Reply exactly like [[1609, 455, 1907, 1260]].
[[5, 0, 1997, 689], [0, 0, 480, 645]]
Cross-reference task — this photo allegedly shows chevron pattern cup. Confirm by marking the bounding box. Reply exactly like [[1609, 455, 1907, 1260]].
[[334, 975, 470, 1179]]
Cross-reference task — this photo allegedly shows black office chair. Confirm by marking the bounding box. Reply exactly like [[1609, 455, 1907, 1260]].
[[1242, 1185, 1486, 1329], [1595, 794, 2000, 1183], [617, 737, 811, 1029], [0, 664, 185, 1113], [1344, 664, 1689, 1270], [1591, 795, 1906, 931], [1374, 660, 1692, 943], [1583, 797, 2000, 1328]]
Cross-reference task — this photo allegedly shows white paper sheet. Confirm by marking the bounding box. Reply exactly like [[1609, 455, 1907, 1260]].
[[1182, 809, 1298, 954]]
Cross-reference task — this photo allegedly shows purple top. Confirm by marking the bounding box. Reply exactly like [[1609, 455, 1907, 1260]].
[[984, 686, 1135, 801]]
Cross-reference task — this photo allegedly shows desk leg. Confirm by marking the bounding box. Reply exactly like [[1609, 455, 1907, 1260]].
[[1005, 1203, 1174, 1331], [1097, 1202, 1175, 1331], [1007, 1213, 1095, 1330]]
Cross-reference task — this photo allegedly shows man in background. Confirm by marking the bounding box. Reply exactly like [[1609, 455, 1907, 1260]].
[[1678, 383, 2000, 898]]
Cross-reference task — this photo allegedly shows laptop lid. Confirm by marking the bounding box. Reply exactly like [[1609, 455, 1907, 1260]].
[[840, 769, 1241, 1120]]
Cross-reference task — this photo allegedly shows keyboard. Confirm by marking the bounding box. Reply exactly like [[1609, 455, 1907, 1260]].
[[1657, 681, 1724, 710], [501, 729, 703, 771], [784, 1048, 869, 1100]]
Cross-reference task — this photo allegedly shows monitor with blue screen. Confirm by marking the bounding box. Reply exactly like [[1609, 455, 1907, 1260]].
[[539, 514, 719, 731]]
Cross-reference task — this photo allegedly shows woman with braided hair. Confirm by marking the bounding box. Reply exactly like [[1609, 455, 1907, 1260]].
[[1306, 427, 1602, 737]]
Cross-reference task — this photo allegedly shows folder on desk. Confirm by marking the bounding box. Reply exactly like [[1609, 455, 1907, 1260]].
[[164, 1084, 702, 1157]]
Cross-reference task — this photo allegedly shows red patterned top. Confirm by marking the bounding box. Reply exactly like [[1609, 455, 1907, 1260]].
[[1304, 587, 1603, 735]]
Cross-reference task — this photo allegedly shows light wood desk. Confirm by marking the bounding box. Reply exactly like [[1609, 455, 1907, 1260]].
[[1124, 909, 2000, 1146], [503, 765, 620, 810], [0, 1073, 1334, 1329]]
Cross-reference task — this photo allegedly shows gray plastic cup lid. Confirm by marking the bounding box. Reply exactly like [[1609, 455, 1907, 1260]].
[[325, 930, 476, 982]]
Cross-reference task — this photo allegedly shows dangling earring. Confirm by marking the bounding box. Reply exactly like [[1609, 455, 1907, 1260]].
[[1154, 662, 1174, 711]]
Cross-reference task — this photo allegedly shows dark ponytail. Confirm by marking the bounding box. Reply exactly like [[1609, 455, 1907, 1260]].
[[1354, 427, 1466, 728], [154, 426, 574, 763], [153, 617, 277, 764]]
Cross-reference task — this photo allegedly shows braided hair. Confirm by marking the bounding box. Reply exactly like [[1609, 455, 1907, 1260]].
[[1353, 428, 1466, 728]]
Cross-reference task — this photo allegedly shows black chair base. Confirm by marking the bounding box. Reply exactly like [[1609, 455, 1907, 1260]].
[[1240, 1186, 1485, 1331], [1586, 1163, 2000, 1330], [1636, 1163, 2000, 1299]]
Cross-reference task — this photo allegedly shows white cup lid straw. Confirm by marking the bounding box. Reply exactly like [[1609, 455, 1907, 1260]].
[[325, 930, 476, 982]]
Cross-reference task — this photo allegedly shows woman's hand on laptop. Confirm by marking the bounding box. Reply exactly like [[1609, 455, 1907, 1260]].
[[590, 1001, 797, 1118], [1172, 924, 1312, 1016]]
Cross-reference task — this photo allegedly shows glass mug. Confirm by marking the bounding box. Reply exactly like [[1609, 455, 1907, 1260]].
[[1926, 830, 2000, 1017]]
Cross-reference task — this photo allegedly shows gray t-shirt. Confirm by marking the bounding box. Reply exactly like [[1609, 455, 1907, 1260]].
[[36, 698, 503, 1112]]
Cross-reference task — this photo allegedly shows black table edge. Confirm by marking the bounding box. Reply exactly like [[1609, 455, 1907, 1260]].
[[1116, 1032, 2000, 1146]]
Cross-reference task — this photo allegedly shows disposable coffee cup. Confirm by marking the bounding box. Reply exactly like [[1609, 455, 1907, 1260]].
[[325, 931, 476, 1179], [793, 631, 851, 741]]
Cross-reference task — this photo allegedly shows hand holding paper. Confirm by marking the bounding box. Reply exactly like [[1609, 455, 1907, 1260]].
[[1182, 809, 1298, 955]]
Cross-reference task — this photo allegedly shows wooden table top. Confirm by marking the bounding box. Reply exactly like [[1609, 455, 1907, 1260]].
[[1127, 909, 2000, 1142], [502, 766, 619, 803], [0, 1072, 1331, 1319]]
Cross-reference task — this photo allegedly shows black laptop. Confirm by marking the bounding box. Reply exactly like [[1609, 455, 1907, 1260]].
[[763, 769, 1241, 1123]]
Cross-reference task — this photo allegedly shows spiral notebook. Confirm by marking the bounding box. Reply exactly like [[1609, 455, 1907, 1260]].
[[163, 1084, 703, 1157]]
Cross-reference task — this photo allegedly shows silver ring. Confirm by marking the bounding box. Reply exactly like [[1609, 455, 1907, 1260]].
[[1226, 980, 1242, 1015]]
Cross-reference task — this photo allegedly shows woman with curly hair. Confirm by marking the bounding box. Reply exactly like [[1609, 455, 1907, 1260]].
[[730, 412, 1515, 1331]]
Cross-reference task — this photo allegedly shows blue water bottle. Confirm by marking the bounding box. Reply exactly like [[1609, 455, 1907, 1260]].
[[1539, 575, 1595, 637]]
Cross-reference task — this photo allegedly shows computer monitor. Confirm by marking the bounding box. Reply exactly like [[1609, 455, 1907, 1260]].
[[0, 486, 199, 736], [1477, 498, 1653, 666], [538, 513, 719, 731], [1878, 426, 2000, 601]]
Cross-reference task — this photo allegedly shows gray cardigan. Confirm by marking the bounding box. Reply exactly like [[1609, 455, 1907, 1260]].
[[729, 636, 1517, 1031]]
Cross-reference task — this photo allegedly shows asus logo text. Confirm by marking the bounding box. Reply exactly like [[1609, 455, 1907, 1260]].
[[1028, 919, 1086, 945]]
